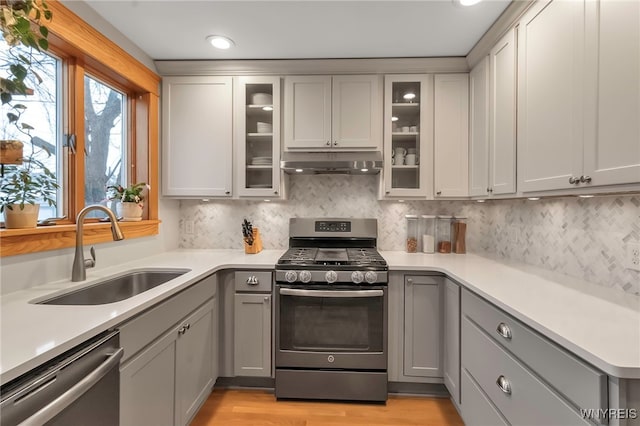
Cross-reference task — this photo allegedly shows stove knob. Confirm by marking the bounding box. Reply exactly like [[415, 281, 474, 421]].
[[351, 271, 364, 284], [284, 270, 298, 283], [325, 270, 338, 284], [299, 270, 312, 283], [364, 271, 378, 284]]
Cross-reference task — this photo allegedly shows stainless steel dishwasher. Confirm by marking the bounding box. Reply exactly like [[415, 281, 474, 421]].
[[1, 330, 122, 426]]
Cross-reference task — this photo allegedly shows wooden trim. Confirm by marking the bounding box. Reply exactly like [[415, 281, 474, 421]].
[[0, 220, 160, 257], [72, 62, 85, 219], [46, 1, 160, 95], [147, 93, 160, 220], [154, 57, 470, 76]]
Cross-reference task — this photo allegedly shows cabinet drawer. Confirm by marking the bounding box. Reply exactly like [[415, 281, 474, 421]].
[[462, 290, 607, 413], [235, 271, 272, 293], [119, 274, 216, 362], [461, 368, 508, 426], [463, 317, 590, 425]]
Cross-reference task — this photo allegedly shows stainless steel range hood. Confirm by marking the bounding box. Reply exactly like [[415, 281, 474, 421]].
[[281, 151, 383, 175]]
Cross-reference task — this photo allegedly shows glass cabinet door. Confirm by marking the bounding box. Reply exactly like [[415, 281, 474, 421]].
[[382, 75, 433, 198], [236, 76, 281, 197]]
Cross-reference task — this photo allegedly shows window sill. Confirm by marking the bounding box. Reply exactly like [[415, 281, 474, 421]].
[[0, 220, 160, 257]]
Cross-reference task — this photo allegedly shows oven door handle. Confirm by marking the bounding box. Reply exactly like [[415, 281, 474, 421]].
[[279, 288, 384, 298]]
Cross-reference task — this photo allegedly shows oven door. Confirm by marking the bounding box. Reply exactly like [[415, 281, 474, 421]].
[[275, 284, 387, 370]]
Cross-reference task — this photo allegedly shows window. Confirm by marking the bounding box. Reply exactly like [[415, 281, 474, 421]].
[[0, 42, 62, 220], [0, 2, 160, 257]]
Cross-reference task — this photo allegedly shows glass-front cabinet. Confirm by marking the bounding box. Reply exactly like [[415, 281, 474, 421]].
[[382, 75, 433, 198], [235, 76, 282, 198]]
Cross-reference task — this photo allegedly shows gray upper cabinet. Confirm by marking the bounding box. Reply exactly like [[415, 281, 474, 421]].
[[284, 75, 382, 151], [162, 76, 233, 198], [403, 275, 443, 378], [443, 278, 460, 404]]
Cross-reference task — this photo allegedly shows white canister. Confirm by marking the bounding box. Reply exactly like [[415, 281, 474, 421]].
[[422, 235, 435, 254]]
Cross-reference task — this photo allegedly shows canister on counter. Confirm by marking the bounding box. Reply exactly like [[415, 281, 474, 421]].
[[405, 215, 419, 253], [420, 215, 436, 253], [451, 216, 467, 254], [436, 216, 453, 253]]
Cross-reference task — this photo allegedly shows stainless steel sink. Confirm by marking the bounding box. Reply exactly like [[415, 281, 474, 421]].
[[38, 269, 191, 305]]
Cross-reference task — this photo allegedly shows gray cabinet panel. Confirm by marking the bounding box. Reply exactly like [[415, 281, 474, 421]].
[[461, 368, 509, 426], [404, 275, 443, 378], [119, 274, 216, 363], [443, 279, 460, 404], [120, 331, 176, 426], [462, 289, 607, 412], [175, 301, 215, 426], [234, 293, 272, 377], [463, 317, 590, 425], [234, 271, 272, 293]]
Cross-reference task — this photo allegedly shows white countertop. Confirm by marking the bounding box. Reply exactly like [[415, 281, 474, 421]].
[[2, 249, 639, 384]]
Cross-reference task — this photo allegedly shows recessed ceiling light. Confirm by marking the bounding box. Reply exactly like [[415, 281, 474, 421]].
[[391, 116, 399, 122], [578, 194, 594, 198], [403, 93, 416, 101], [398, 200, 405, 203], [263, 199, 270, 202], [361, 168, 369, 172], [206, 35, 235, 50], [476, 199, 486, 203], [295, 168, 303, 173], [527, 197, 541, 201], [262, 106, 273, 111], [454, 0, 483, 6]]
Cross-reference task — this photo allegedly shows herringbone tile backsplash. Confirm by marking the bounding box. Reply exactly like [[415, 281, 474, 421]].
[[179, 175, 640, 295]]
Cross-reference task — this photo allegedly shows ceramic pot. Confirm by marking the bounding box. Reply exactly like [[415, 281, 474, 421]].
[[3, 204, 39, 228], [116, 202, 143, 222]]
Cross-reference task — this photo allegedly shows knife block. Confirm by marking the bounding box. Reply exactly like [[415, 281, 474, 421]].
[[244, 227, 263, 254]]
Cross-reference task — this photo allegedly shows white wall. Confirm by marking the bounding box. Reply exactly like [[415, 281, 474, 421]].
[[0, 2, 180, 294]]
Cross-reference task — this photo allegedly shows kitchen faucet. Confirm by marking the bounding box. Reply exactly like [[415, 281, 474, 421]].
[[71, 205, 125, 282]]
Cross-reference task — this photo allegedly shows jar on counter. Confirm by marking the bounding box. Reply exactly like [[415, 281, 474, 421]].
[[436, 216, 453, 253], [405, 215, 419, 253], [420, 215, 436, 254], [451, 216, 467, 254]]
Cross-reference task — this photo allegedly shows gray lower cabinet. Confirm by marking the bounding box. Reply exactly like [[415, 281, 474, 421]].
[[443, 278, 460, 404], [403, 275, 443, 378], [119, 275, 217, 426], [234, 293, 272, 377], [233, 271, 272, 377], [460, 288, 606, 426]]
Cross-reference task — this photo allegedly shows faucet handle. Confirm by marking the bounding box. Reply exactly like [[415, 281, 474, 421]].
[[84, 246, 96, 269]]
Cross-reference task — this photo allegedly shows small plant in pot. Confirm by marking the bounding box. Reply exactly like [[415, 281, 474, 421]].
[[1, 0, 56, 228], [107, 182, 148, 222]]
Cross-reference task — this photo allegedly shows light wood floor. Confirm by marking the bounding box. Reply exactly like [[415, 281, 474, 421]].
[[191, 389, 464, 426]]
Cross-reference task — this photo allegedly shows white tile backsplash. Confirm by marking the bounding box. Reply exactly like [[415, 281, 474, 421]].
[[179, 175, 639, 295]]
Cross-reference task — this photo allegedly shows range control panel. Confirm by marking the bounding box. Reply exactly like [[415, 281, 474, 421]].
[[315, 221, 351, 233]]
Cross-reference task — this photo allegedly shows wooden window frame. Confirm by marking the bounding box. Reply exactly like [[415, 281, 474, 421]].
[[0, 2, 160, 257]]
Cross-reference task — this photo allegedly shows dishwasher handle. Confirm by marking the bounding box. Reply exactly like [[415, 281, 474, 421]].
[[18, 348, 123, 426]]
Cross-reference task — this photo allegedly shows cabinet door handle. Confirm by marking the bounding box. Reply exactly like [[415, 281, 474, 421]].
[[333, 141, 338, 146], [580, 175, 592, 183], [225, 190, 231, 195], [178, 326, 186, 335], [264, 296, 270, 302], [496, 322, 512, 340], [246, 276, 259, 286], [274, 190, 278, 195], [185, 323, 191, 330], [407, 278, 413, 286], [496, 375, 512, 395], [436, 191, 442, 195], [326, 141, 331, 146], [569, 176, 579, 185]]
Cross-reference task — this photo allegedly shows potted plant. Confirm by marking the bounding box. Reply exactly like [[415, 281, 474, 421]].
[[107, 182, 148, 222], [0, 0, 56, 228]]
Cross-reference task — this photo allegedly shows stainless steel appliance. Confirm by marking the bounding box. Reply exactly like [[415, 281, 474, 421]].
[[1, 330, 122, 426], [275, 218, 388, 402]]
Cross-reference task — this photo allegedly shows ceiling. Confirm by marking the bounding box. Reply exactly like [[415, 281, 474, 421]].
[[84, 1, 511, 61]]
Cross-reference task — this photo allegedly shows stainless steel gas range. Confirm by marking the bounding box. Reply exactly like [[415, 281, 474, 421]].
[[274, 218, 389, 402]]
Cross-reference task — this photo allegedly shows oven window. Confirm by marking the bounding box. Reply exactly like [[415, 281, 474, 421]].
[[279, 293, 384, 352]]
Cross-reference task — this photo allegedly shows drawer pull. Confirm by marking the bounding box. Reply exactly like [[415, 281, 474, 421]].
[[246, 276, 259, 286], [496, 322, 512, 340], [496, 375, 512, 395]]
